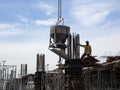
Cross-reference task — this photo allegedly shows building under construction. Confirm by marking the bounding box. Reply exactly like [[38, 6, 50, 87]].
[[0, 0, 120, 90], [1, 25, 120, 90], [1, 19, 120, 90], [1, 54, 120, 90]]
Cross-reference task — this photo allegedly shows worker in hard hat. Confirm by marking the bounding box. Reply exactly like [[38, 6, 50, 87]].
[[77, 41, 92, 59]]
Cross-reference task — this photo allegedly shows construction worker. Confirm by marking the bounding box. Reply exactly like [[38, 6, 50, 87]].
[[77, 41, 92, 59]]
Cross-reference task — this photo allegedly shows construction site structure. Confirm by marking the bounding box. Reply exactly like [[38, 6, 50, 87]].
[[82, 56, 120, 90], [34, 54, 45, 90], [2, 55, 120, 90], [1, 0, 120, 90], [0, 61, 16, 90]]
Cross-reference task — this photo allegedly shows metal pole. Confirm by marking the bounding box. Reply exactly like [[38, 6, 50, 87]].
[[2, 60, 6, 90]]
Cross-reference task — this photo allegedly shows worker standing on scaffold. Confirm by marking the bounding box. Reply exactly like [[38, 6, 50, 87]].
[[77, 41, 92, 59]]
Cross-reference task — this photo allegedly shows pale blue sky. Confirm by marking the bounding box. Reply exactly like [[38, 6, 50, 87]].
[[0, 0, 120, 74]]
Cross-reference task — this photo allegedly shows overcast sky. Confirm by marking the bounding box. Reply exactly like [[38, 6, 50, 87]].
[[0, 0, 120, 74]]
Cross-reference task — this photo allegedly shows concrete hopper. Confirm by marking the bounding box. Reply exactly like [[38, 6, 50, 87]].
[[50, 25, 70, 49]]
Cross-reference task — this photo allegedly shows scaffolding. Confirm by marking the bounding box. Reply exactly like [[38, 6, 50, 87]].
[[45, 70, 64, 90], [0, 61, 17, 90], [82, 60, 120, 90]]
